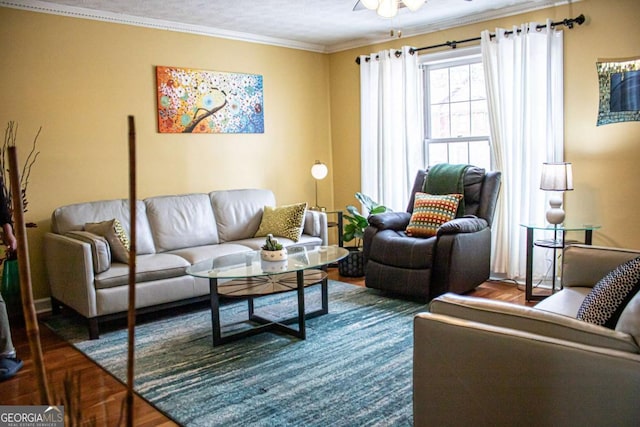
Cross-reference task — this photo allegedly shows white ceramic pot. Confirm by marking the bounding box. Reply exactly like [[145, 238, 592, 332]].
[[261, 248, 288, 261], [260, 259, 288, 273]]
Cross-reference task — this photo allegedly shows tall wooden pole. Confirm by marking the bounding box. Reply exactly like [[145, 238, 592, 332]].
[[126, 116, 137, 426], [8, 146, 51, 404]]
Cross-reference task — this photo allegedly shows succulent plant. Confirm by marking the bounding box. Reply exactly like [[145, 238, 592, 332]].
[[262, 234, 283, 251]]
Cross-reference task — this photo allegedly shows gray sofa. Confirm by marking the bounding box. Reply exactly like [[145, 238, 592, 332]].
[[414, 244, 640, 426], [43, 189, 327, 339]]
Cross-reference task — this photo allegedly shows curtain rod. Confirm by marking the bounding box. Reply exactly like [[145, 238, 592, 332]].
[[355, 14, 585, 64]]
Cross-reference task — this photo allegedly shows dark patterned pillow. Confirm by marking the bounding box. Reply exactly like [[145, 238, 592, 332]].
[[576, 257, 640, 328]]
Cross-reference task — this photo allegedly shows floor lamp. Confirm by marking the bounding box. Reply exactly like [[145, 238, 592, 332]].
[[310, 160, 328, 211]]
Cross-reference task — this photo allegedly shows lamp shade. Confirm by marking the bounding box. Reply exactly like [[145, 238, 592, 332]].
[[311, 161, 328, 180], [540, 162, 573, 191]]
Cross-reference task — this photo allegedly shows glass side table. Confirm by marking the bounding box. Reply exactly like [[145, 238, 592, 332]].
[[520, 223, 601, 301]]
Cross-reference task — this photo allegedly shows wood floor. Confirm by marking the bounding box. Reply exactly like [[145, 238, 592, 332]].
[[0, 269, 530, 426]]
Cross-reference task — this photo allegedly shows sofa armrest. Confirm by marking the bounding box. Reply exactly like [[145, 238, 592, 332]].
[[437, 216, 488, 236], [430, 293, 639, 353], [303, 210, 328, 245], [414, 312, 640, 426], [562, 244, 640, 288], [367, 212, 411, 231], [44, 232, 98, 318]]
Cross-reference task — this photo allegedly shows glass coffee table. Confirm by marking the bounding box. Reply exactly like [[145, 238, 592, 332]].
[[186, 245, 348, 345]]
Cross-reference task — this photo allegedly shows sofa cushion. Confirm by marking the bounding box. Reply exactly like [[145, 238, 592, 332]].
[[85, 219, 131, 264], [577, 257, 640, 328], [65, 231, 111, 274], [50, 199, 156, 255], [534, 287, 592, 318], [168, 243, 254, 265], [406, 193, 463, 238], [616, 291, 640, 345], [255, 202, 307, 242], [210, 189, 276, 242], [94, 253, 190, 289], [145, 194, 218, 252]]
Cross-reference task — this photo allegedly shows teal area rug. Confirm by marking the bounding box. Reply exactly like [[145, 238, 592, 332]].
[[45, 281, 427, 426]]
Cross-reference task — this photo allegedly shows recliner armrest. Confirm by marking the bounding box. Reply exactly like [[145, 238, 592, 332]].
[[429, 293, 640, 353], [437, 216, 487, 236], [368, 212, 411, 231]]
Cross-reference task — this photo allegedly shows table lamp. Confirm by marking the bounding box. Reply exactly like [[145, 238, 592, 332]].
[[540, 162, 573, 225], [310, 160, 328, 211]]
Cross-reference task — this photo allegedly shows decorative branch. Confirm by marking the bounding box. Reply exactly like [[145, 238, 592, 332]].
[[8, 145, 51, 404], [2, 121, 40, 222], [182, 100, 228, 133]]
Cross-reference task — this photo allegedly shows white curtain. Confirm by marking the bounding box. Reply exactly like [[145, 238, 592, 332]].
[[359, 46, 423, 212], [481, 21, 564, 280]]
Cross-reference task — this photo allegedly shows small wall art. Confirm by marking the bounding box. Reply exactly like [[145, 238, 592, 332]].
[[596, 57, 640, 126], [156, 66, 264, 133]]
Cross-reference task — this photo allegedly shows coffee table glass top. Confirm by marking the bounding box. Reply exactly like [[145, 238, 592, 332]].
[[186, 245, 349, 280]]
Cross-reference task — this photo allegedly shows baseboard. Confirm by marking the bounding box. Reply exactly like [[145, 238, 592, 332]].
[[35, 297, 51, 315]]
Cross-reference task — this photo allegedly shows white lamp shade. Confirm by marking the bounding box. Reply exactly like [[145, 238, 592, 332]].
[[311, 161, 328, 180], [361, 0, 380, 10], [402, 0, 425, 12], [377, 0, 398, 18], [540, 162, 573, 191]]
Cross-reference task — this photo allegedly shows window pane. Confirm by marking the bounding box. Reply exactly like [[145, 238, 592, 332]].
[[471, 100, 489, 136], [469, 140, 491, 170], [449, 142, 469, 165], [430, 103, 450, 138], [429, 68, 449, 104], [450, 102, 470, 137], [428, 143, 449, 166], [470, 63, 486, 100], [449, 65, 470, 103]]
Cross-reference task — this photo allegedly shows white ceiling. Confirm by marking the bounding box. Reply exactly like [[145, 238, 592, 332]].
[[6, 0, 575, 53]]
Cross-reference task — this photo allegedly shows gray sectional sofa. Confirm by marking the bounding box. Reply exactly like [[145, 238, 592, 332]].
[[43, 189, 327, 339]]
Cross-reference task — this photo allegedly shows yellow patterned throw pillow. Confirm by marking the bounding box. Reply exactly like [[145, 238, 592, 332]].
[[255, 202, 307, 242], [85, 218, 131, 264], [405, 193, 463, 238]]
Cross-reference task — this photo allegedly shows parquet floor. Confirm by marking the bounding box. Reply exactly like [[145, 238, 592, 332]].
[[0, 269, 530, 426]]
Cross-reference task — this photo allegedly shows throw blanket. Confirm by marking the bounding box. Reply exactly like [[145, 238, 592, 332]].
[[423, 163, 470, 217]]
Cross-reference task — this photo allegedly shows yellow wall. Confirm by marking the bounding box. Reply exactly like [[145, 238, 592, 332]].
[[0, 8, 333, 299], [2, 0, 640, 300], [329, 0, 640, 248]]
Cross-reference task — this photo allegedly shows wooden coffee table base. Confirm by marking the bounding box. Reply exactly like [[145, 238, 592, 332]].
[[209, 269, 329, 345]]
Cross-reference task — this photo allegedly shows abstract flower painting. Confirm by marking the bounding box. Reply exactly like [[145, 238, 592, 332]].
[[156, 66, 264, 133]]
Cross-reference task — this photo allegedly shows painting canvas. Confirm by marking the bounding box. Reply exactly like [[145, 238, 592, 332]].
[[156, 66, 264, 133], [596, 57, 640, 126]]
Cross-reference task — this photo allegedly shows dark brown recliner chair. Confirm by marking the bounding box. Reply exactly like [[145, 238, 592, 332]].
[[363, 167, 501, 300]]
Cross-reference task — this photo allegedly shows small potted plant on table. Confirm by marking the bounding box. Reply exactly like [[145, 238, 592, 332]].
[[339, 192, 388, 277], [261, 234, 288, 261]]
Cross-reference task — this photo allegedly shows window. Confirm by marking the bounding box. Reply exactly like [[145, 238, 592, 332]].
[[420, 47, 491, 170]]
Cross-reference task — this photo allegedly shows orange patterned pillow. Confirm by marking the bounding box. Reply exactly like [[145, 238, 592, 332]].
[[405, 193, 463, 238]]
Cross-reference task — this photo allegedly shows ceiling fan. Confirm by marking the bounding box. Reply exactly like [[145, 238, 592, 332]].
[[353, 0, 472, 18]]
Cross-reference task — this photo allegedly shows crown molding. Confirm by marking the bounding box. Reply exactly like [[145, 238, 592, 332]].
[[2, 0, 580, 55], [1, 0, 330, 53]]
